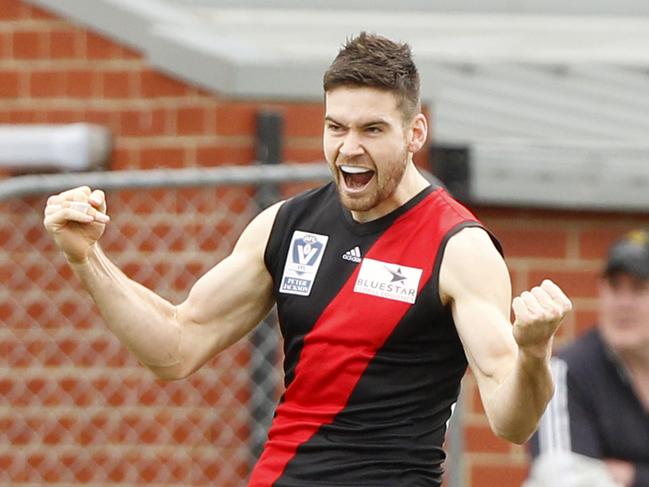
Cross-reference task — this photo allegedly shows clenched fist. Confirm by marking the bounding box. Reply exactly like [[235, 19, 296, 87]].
[[512, 279, 572, 358], [43, 186, 110, 264]]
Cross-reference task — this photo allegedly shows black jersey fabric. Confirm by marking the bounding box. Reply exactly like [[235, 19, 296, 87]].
[[529, 328, 649, 487], [249, 182, 497, 487]]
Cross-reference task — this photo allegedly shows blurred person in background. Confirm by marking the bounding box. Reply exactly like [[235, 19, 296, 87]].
[[43, 32, 572, 486], [527, 229, 649, 487]]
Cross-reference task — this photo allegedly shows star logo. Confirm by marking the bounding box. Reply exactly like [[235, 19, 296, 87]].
[[385, 265, 407, 283]]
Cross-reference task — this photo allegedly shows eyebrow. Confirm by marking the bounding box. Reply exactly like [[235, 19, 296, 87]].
[[324, 116, 390, 128]]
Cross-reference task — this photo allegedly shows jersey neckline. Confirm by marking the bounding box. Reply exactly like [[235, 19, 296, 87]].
[[338, 183, 438, 236]]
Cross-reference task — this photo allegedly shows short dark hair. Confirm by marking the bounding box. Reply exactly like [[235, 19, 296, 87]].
[[323, 32, 421, 121]]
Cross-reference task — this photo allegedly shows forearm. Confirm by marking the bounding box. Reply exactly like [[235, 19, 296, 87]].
[[485, 346, 554, 444], [69, 244, 183, 371]]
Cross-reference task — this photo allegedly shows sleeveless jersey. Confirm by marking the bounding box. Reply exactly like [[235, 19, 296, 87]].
[[250, 182, 497, 487]]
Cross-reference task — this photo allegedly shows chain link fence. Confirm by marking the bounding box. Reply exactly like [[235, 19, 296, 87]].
[[0, 164, 330, 486], [0, 163, 464, 486]]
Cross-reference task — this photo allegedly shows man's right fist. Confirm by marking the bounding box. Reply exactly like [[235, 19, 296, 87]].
[[43, 186, 110, 264]]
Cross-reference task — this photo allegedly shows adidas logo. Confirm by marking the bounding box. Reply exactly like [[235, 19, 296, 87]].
[[342, 246, 362, 263]]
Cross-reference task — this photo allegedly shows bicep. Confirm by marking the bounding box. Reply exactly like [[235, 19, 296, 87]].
[[440, 227, 516, 389], [173, 202, 281, 373]]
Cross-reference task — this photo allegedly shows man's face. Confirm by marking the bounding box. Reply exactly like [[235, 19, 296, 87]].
[[598, 272, 649, 355], [323, 86, 417, 219]]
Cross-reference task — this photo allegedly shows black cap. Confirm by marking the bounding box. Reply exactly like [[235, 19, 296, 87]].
[[604, 229, 649, 279]]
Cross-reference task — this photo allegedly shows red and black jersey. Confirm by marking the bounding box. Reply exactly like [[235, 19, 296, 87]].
[[251, 182, 497, 487]]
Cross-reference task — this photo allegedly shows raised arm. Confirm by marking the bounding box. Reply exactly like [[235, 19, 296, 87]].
[[44, 186, 280, 380], [439, 227, 572, 444]]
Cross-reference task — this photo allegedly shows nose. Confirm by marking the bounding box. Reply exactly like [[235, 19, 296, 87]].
[[338, 132, 364, 158]]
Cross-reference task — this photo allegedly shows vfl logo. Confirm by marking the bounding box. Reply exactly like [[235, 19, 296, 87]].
[[354, 258, 423, 304], [280, 230, 329, 296], [293, 235, 324, 270]]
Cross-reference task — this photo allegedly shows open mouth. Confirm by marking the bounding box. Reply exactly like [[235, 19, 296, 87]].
[[339, 165, 375, 190]]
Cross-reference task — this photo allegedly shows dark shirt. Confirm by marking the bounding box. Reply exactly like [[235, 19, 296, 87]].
[[530, 328, 649, 487], [248, 182, 495, 486]]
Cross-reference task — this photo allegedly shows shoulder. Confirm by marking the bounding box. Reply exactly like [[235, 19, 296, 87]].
[[440, 226, 509, 304], [443, 226, 505, 274], [235, 200, 285, 250]]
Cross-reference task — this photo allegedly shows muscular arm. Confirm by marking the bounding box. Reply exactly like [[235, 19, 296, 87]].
[[52, 192, 281, 380], [440, 227, 571, 444]]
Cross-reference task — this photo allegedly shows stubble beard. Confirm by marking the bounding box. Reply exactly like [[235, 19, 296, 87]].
[[336, 148, 409, 212]]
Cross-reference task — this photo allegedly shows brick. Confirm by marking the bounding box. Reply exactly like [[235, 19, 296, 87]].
[[12, 31, 46, 59], [65, 69, 97, 98], [0, 0, 25, 19], [493, 228, 568, 259], [29, 69, 66, 97], [578, 228, 635, 260], [214, 102, 256, 136], [110, 146, 136, 170], [114, 43, 141, 59], [117, 108, 167, 137], [0, 31, 11, 59], [139, 69, 188, 97], [102, 69, 133, 98], [48, 29, 79, 58], [177, 106, 206, 135], [84, 31, 120, 60], [573, 308, 598, 337], [44, 108, 83, 124], [0, 70, 20, 98], [465, 378, 487, 415], [470, 463, 529, 487], [465, 424, 511, 454], [527, 268, 600, 299], [283, 103, 324, 137], [25, 3, 56, 20], [138, 146, 186, 169], [196, 144, 255, 166], [215, 102, 325, 138], [284, 147, 325, 163], [82, 107, 115, 126]]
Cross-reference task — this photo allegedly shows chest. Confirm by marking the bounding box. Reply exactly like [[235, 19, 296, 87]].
[[274, 224, 438, 341]]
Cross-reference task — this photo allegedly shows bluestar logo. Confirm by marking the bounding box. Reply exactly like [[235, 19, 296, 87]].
[[354, 258, 422, 304]]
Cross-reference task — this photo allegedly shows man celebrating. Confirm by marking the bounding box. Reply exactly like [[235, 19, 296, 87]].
[[44, 33, 571, 486]]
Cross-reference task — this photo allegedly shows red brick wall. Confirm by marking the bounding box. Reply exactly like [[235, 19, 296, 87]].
[[3, 0, 649, 485]]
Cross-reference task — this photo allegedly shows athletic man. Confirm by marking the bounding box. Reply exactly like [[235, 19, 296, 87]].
[[528, 230, 649, 487], [44, 33, 572, 486]]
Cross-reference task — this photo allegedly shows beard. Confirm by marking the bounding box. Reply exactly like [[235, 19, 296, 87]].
[[335, 146, 409, 213]]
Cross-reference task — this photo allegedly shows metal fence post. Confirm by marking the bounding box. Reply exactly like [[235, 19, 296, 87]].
[[248, 110, 284, 465]]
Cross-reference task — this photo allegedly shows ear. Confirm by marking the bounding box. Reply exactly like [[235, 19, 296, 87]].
[[407, 113, 428, 154]]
